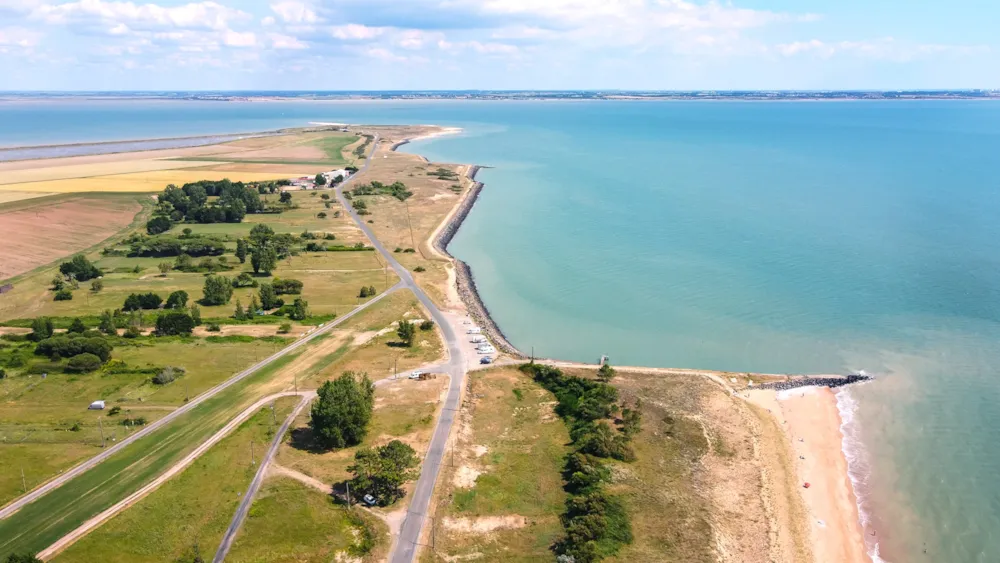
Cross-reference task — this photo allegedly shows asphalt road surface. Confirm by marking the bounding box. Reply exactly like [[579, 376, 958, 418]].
[[335, 135, 467, 563]]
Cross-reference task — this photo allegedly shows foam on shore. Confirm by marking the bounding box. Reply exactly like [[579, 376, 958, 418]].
[[837, 386, 887, 563]]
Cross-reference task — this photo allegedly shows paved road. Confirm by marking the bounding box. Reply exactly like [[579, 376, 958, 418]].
[[0, 137, 399, 523], [335, 135, 467, 563], [212, 393, 314, 563]]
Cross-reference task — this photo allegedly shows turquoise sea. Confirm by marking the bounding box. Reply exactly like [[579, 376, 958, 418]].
[[3, 98, 1000, 562]]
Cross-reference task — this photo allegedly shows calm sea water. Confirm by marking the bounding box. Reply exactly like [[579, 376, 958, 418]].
[[3, 98, 1000, 562]]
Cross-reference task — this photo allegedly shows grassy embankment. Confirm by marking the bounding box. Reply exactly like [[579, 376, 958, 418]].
[[53, 397, 301, 563], [421, 367, 569, 562]]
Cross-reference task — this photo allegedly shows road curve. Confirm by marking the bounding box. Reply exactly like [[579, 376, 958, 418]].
[[335, 134, 467, 563], [36, 391, 316, 560], [0, 166, 400, 522], [212, 394, 313, 563]]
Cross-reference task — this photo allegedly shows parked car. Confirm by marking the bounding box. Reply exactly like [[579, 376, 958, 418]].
[[362, 494, 377, 506], [409, 370, 425, 380], [480, 356, 493, 365]]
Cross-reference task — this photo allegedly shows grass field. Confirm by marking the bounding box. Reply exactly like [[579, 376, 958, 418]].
[[0, 170, 305, 194], [423, 367, 569, 562], [226, 477, 387, 563], [0, 350, 305, 556], [278, 375, 447, 488], [52, 397, 301, 563]]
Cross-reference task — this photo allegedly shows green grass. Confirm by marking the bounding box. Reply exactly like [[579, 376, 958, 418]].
[[0, 351, 301, 556], [226, 478, 386, 563], [425, 368, 569, 562], [52, 397, 301, 563], [0, 338, 287, 506], [309, 133, 358, 166]]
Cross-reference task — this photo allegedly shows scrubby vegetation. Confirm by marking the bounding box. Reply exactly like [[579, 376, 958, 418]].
[[520, 363, 640, 562], [348, 180, 413, 201]]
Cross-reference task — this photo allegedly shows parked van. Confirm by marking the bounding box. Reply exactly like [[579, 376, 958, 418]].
[[470, 336, 486, 343], [467, 327, 482, 335]]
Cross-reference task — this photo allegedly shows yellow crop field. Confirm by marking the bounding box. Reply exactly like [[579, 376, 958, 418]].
[[0, 190, 55, 204], [0, 159, 228, 185], [0, 169, 306, 193]]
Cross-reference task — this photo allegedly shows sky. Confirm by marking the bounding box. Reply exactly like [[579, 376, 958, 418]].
[[0, 0, 997, 91]]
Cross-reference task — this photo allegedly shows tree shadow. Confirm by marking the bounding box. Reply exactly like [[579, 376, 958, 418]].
[[386, 341, 410, 349], [288, 427, 328, 453]]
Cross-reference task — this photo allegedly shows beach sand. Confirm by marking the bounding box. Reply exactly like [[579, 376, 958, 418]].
[[749, 386, 869, 563]]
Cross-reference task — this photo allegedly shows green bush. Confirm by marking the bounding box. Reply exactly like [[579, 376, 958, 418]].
[[277, 322, 292, 334], [59, 254, 101, 281], [419, 320, 434, 331], [35, 335, 113, 363], [66, 353, 103, 373], [54, 289, 73, 301], [206, 323, 222, 332], [155, 311, 195, 336]]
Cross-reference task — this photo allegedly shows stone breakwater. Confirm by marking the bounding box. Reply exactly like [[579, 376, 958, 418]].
[[433, 166, 525, 359], [753, 374, 873, 392]]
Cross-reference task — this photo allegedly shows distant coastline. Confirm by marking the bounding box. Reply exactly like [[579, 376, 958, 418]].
[[1, 90, 998, 103]]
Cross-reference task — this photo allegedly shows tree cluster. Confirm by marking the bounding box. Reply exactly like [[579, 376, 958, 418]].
[[123, 292, 163, 311], [128, 235, 226, 258], [358, 285, 377, 298], [520, 363, 639, 562], [155, 311, 196, 336], [348, 440, 419, 506], [272, 278, 303, 295], [35, 334, 114, 364], [349, 181, 413, 201], [58, 255, 102, 282], [309, 372, 375, 449]]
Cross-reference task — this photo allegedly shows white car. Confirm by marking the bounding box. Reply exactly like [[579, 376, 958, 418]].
[[477, 346, 496, 355], [362, 494, 377, 506], [470, 336, 486, 343], [408, 370, 425, 380], [467, 327, 482, 334]]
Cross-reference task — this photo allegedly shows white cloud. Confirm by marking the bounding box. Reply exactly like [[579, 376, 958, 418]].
[[0, 27, 41, 47], [269, 1, 319, 24], [775, 38, 992, 61], [224, 29, 256, 47], [268, 32, 307, 49], [329, 23, 385, 40], [32, 0, 250, 32]]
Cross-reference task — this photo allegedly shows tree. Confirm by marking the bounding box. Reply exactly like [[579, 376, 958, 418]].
[[235, 238, 248, 264], [419, 320, 434, 331], [59, 254, 101, 281], [396, 319, 415, 347], [248, 295, 260, 317], [174, 253, 194, 271], [190, 304, 202, 326], [99, 310, 117, 335], [90, 279, 104, 292], [201, 275, 234, 306], [68, 318, 87, 334], [288, 298, 309, 321], [4, 553, 43, 563], [321, 193, 330, 200], [233, 300, 246, 321], [146, 215, 172, 235], [158, 262, 172, 276], [259, 283, 283, 310], [315, 173, 327, 186], [618, 400, 643, 439], [249, 224, 275, 247], [272, 278, 303, 295], [309, 372, 375, 449], [156, 312, 195, 336], [30, 317, 54, 341], [250, 246, 278, 275], [66, 353, 103, 373], [54, 289, 73, 301], [348, 440, 419, 506], [596, 363, 616, 383], [51, 275, 64, 291], [182, 227, 193, 237], [165, 290, 189, 310], [279, 191, 293, 204]]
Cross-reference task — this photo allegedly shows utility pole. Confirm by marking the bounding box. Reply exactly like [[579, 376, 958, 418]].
[[251, 441, 255, 466], [271, 402, 276, 425], [345, 481, 351, 508], [294, 374, 298, 393], [98, 418, 105, 448], [21, 467, 26, 493]]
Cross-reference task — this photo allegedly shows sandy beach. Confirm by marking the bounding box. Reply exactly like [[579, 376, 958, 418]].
[[749, 386, 869, 563]]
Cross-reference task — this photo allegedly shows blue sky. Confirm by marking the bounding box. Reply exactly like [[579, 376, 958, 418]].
[[0, 0, 996, 90]]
